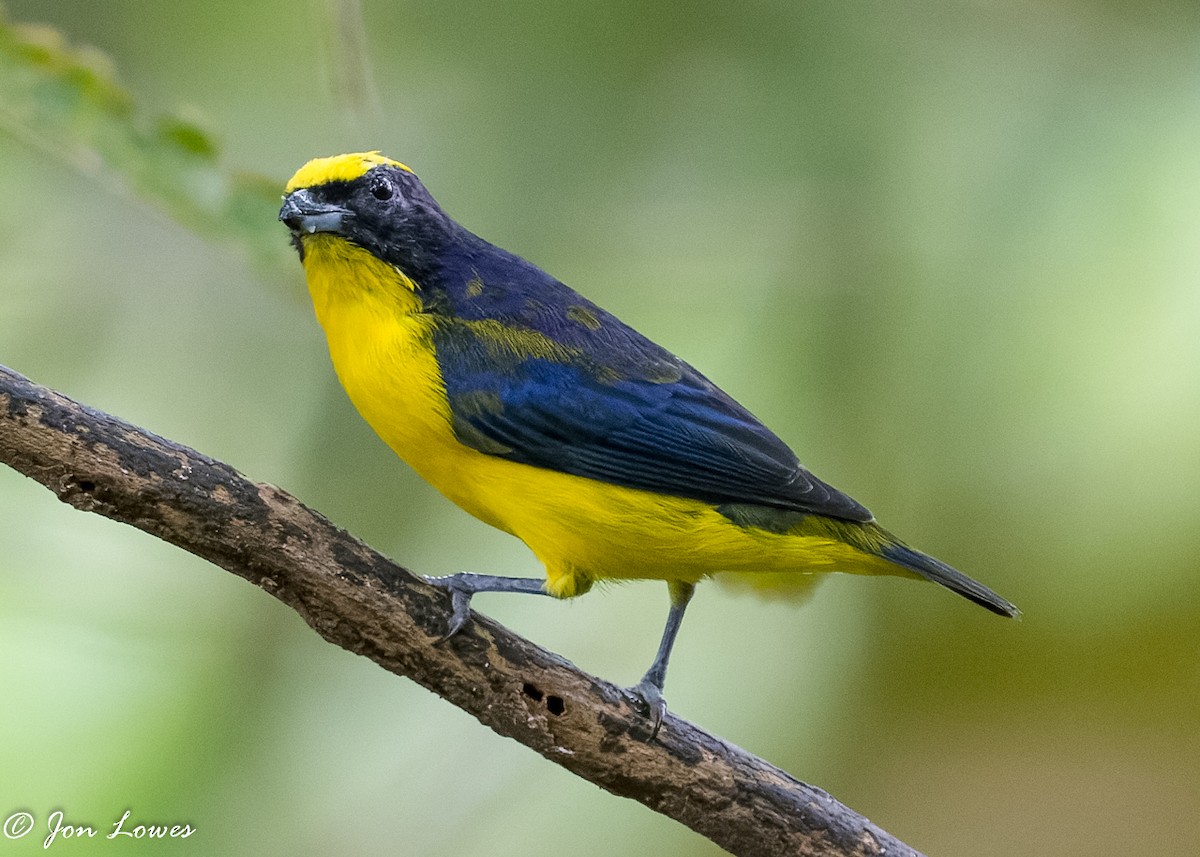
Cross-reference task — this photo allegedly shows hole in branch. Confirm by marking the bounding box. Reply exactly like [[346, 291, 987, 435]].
[[546, 696, 565, 716], [521, 682, 544, 702]]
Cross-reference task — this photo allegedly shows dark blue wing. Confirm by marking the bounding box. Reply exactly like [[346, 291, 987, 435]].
[[430, 305, 872, 523]]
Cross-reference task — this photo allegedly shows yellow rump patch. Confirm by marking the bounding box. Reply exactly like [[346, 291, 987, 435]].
[[285, 151, 412, 193]]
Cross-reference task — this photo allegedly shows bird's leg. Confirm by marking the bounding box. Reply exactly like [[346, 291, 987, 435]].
[[628, 580, 695, 739], [424, 572, 552, 641]]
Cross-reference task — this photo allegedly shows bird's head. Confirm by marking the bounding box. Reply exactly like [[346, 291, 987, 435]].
[[279, 152, 452, 272]]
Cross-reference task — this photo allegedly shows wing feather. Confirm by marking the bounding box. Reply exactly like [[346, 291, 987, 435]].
[[433, 317, 872, 522]]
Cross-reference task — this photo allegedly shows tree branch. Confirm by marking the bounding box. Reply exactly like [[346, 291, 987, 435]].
[[0, 363, 924, 857]]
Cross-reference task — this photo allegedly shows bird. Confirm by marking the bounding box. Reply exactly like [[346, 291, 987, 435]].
[[279, 151, 1018, 735]]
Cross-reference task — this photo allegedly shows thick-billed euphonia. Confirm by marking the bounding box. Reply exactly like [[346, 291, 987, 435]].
[[279, 152, 1017, 734]]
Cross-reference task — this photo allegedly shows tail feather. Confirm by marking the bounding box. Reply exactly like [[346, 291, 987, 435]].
[[881, 541, 1019, 618]]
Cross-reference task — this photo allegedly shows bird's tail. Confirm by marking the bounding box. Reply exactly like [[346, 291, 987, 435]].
[[878, 536, 1019, 618]]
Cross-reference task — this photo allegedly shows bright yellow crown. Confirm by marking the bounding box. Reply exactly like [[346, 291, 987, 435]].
[[284, 152, 412, 193]]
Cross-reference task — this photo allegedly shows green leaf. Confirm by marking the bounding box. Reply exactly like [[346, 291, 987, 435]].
[[0, 7, 290, 273]]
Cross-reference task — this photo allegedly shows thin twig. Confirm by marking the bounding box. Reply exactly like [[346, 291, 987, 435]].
[[0, 363, 923, 857]]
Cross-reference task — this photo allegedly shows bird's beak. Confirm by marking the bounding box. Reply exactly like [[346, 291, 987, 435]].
[[279, 189, 351, 235]]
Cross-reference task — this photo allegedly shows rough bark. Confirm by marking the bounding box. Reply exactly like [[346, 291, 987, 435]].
[[0, 363, 923, 857]]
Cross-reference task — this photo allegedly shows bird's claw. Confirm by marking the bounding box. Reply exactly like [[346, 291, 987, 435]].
[[625, 679, 668, 740], [424, 575, 473, 642]]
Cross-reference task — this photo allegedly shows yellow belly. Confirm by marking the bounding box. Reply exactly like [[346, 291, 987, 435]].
[[302, 237, 897, 598]]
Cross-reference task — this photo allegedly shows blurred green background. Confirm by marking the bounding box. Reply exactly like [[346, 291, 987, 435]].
[[2, 1, 1198, 854]]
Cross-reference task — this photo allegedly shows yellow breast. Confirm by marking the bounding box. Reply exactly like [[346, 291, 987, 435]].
[[302, 237, 487, 514]]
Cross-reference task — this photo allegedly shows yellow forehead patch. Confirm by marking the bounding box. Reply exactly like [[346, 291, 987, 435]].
[[284, 152, 412, 192]]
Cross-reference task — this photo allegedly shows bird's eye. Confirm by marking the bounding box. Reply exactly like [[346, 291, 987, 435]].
[[370, 178, 394, 201]]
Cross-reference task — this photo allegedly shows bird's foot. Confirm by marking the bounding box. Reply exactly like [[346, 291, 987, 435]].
[[423, 574, 475, 642], [625, 678, 668, 740], [423, 572, 551, 641]]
